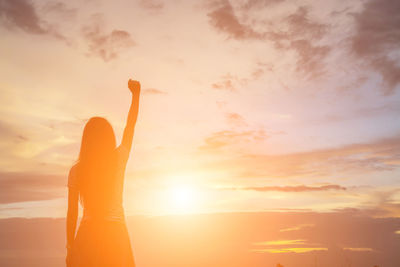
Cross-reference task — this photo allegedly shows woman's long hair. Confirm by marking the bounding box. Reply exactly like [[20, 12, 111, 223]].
[[77, 117, 117, 213]]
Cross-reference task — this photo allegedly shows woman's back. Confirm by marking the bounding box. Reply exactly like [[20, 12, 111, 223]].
[[69, 146, 130, 222]]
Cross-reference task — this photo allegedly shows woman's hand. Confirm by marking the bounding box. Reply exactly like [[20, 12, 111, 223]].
[[128, 79, 141, 95]]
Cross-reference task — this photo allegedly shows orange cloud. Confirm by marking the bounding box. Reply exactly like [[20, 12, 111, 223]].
[[252, 247, 328, 253], [0, 172, 65, 203], [252, 237, 328, 254], [143, 88, 168, 95], [253, 239, 306, 246], [199, 129, 268, 151], [225, 112, 247, 127], [201, 134, 400, 178], [226, 185, 346, 192], [343, 247, 374, 252], [279, 224, 314, 232]]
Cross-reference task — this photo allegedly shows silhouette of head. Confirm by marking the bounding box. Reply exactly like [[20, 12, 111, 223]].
[[79, 117, 116, 162], [78, 117, 117, 208]]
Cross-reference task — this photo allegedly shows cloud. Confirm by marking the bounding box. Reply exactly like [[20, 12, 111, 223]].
[[0, 0, 64, 39], [351, 0, 400, 94], [253, 239, 306, 246], [226, 184, 347, 192], [289, 40, 330, 78], [265, 6, 329, 78], [225, 112, 247, 127], [139, 0, 164, 11], [207, 0, 265, 40], [211, 73, 253, 91], [252, 238, 328, 254], [279, 223, 314, 232], [200, 134, 400, 178], [320, 101, 400, 124], [207, 2, 330, 78], [199, 129, 268, 151], [343, 247, 374, 252], [241, 0, 285, 10], [82, 14, 136, 62], [143, 88, 167, 95], [252, 247, 328, 253], [211, 62, 270, 91], [42, 1, 76, 18], [1, 212, 399, 266], [212, 79, 236, 91], [283, 6, 326, 40], [0, 172, 65, 203]]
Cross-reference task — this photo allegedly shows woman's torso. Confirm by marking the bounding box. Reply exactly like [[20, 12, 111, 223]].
[[69, 146, 130, 222]]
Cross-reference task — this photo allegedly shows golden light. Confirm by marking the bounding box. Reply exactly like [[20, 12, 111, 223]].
[[167, 184, 199, 214]]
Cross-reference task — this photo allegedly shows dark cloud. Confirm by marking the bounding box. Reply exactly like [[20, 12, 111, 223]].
[[283, 6, 326, 40], [351, 0, 400, 94], [0, 172, 66, 203], [265, 6, 329, 78], [143, 88, 167, 95], [0, 0, 64, 39], [82, 15, 136, 62], [207, 2, 330, 78], [226, 184, 347, 192], [207, 0, 265, 40], [289, 40, 330, 78]]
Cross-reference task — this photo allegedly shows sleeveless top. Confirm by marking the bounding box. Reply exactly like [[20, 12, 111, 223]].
[[68, 146, 130, 222]]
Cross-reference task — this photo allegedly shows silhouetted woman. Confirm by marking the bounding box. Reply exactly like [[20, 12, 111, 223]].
[[66, 79, 140, 267]]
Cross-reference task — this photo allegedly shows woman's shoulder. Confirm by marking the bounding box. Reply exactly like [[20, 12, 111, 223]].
[[69, 163, 79, 175], [68, 163, 80, 189]]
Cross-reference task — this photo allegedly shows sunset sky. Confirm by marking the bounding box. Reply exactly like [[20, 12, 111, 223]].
[[0, 0, 399, 266]]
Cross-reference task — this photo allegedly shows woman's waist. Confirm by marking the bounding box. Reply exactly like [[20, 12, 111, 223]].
[[82, 205, 125, 222]]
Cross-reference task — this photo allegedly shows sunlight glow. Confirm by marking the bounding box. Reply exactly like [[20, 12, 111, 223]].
[[167, 184, 199, 214], [253, 240, 306, 246], [279, 224, 314, 232]]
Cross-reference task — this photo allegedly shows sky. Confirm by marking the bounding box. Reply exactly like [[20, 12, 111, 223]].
[[0, 0, 399, 265]]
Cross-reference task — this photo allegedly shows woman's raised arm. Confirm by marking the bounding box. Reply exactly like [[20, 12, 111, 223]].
[[120, 79, 141, 152]]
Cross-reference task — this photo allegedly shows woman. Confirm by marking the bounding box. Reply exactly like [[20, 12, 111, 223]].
[[66, 79, 141, 267]]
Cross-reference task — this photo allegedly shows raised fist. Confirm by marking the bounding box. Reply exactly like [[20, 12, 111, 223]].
[[128, 79, 141, 95]]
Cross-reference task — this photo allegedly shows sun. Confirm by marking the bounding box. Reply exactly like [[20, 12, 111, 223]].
[[167, 184, 199, 214]]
